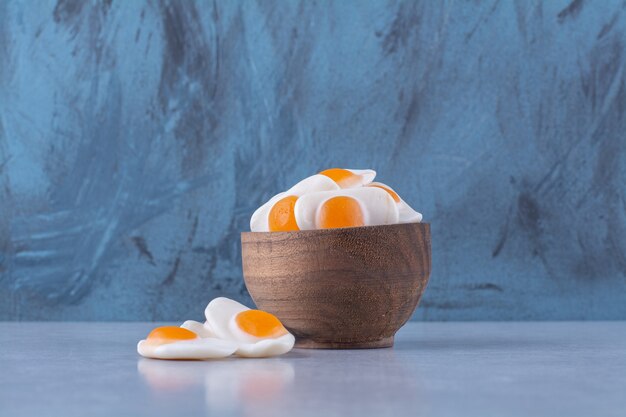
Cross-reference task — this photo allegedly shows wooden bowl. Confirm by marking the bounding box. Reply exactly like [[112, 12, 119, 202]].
[[241, 223, 431, 349]]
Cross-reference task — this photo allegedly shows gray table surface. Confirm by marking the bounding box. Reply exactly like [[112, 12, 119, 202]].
[[1, 322, 624, 417]]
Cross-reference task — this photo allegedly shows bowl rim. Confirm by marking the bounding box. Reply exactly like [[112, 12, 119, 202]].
[[241, 222, 429, 237]]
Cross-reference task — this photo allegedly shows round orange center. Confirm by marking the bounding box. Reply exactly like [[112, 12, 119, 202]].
[[146, 326, 197, 344], [268, 195, 300, 232], [235, 310, 288, 338], [319, 168, 360, 187], [318, 196, 365, 229]]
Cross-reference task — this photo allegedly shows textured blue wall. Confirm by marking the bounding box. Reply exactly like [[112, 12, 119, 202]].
[[0, 0, 624, 321]]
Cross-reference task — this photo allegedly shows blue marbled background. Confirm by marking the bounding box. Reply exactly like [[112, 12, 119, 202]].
[[0, 0, 624, 321]]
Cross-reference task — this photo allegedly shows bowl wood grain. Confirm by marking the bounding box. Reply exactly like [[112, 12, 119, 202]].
[[241, 222, 431, 349]]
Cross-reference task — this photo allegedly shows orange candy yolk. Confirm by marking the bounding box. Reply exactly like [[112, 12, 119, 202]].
[[367, 183, 400, 202], [146, 326, 197, 345], [318, 196, 365, 229], [268, 195, 300, 232], [235, 310, 288, 338], [319, 168, 361, 188]]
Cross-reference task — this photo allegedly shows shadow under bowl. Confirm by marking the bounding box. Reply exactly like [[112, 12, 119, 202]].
[[241, 222, 431, 349]]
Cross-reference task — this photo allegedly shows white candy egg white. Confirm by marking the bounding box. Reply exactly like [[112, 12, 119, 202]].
[[333, 169, 376, 188], [205, 297, 295, 358], [250, 174, 340, 232], [180, 320, 215, 338], [137, 337, 238, 360], [235, 336, 295, 358], [398, 203, 423, 223], [294, 186, 399, 230], [205, 297, 249, 340], [368, 182, 422, 223]]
